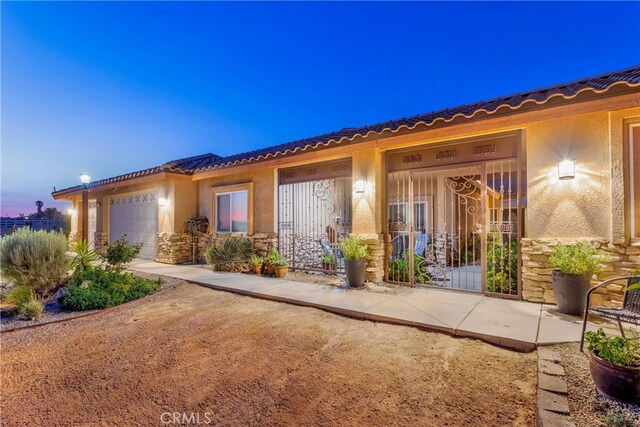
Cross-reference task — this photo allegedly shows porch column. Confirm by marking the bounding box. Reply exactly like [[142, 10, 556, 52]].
[[352, 148, 385, 283]]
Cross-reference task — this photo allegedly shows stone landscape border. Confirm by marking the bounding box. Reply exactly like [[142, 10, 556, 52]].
[[537, 347, 575, 427]]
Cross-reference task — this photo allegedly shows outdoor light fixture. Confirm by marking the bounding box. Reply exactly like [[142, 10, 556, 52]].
[[158, 197, 169, 207], [355, 179, 366, 194], [79, 173, 91, 184], [558, 160, 575, 180], [67, 208, 76, 216]]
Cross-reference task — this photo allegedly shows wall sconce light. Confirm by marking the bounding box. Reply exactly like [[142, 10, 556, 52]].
[[67, 208, 76, 216], [558, 160, 575, 180], [158, 197, 169, 207], [355, 179, 366, 194]]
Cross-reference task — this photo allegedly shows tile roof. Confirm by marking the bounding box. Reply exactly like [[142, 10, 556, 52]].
[[53, 64, 640, 197], [52, 153, 220, 196]]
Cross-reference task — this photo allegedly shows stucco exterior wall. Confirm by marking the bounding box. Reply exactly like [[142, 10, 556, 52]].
[[525, 111, 611, 239], [198, 167, 276, 233]]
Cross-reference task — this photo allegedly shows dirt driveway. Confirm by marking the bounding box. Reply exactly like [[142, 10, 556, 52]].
[[1, 282, 536, 426]]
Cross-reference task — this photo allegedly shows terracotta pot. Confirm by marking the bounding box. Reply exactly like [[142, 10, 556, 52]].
[[263, 262, 275, 276], [345, 259, 365, 287], [589, 352, 640, 404], [552, 270, 592, 315], [253, 264, 263, 275], [274, 265, 288, 278]]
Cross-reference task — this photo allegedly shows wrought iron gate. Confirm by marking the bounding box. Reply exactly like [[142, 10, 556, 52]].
[[386, 134, 523, 297], [278, 160, 352, 273]]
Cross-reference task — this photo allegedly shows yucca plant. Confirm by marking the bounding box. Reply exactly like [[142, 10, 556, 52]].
[[71, 239, 99, 274], [204, 236, 253, 272], [0, 229, 69, 297]]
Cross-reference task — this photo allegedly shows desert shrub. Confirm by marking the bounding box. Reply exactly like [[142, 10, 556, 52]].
[[0, 229, 69, 297], [71, 239, 99, 274], [19, 299, 44, 320], [548, 241, 606, 275], [486, 236, 518, 293], [604, 411, 636, 427], [100, 236, 142, 273], [204, 236, 253, 272], [585, 329, 640, 368], [61, 268, 159, 311], [6, 285, 36, 308], [339, 236, 368, 260]]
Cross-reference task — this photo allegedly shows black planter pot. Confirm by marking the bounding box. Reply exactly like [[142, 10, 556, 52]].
[[589, 353, 640, 404], [345, 259, 365, 288], [551, 270, 592, 315]]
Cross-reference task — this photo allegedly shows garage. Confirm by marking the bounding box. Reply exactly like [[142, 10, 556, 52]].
[[109, 191, 158, 260]]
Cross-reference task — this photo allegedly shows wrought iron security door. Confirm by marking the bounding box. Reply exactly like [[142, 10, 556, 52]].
[[278, 160, 352, 274], [386, 137, 523, 298]]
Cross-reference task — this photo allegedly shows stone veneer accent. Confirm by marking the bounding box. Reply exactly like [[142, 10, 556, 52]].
[[68, 231, 80, 250], [93, 232, 108, 252], [355, 233, 385, 283], [156, 232, 193, 264], [521, 237, 639, 308], [196, 232, 279, 263]]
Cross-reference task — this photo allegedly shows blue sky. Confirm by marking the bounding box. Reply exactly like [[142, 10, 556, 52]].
[[2, 1, 639, 216]]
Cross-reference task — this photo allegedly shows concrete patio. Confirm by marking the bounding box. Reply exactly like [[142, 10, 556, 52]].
[[129, 260, 623, 351]]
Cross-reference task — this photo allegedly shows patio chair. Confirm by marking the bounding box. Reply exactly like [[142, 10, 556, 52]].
[[579, 276, 640, 351]]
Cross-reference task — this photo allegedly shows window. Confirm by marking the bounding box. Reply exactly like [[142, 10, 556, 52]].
[[387, 201, 430, 232], [216, 191, 248, 233]]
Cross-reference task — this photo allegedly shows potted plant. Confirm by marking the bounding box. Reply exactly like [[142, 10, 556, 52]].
[[273, 256, 289, 278], [250, 255, 264, 275], [584, 329, 640, 403], [339, 236, 368, 287], [263, 250, 279, 277], [320, 252, 336, 271], [548, 242, 606, 315]]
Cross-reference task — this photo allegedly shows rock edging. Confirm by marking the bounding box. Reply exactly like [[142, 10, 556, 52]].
[[537, 347, 575, 427]]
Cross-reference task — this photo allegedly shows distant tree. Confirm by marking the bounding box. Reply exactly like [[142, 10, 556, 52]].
[[35, 201, 44, 215]]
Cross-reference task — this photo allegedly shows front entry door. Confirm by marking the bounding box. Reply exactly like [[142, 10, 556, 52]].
[[386, 159, 522, 297]]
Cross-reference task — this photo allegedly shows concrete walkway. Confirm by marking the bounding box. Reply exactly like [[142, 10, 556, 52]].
[[129, 260, 619, 351]]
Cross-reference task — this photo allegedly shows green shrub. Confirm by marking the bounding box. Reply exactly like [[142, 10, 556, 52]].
[[0, 229, 69, 297], [486, 237, 518, 293], [6, 285, 36, 308], [99, 236, 142, 273], [61, 268, 159, 311], [548, 242, 606, 275], [250, 255, 264, 266], [19, 299, 44, 320], [71, 239, 99, 274], [388, 252, 431, 283], [204, 236, 253, 272], [339, 236, 368, 260], [603, 411, 635, 427], [585, 329, 640, 368]]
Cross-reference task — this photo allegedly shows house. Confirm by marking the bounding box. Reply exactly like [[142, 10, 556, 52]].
[[53, 65, 640, 307]]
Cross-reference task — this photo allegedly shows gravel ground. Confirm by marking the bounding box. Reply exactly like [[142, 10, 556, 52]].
[[1, 281, 537, 426], [285, 271, 404, 294], [553, 343, 640, 427]]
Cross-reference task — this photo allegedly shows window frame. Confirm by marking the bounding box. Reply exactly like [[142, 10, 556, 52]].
[[211, 182, 254, 235]]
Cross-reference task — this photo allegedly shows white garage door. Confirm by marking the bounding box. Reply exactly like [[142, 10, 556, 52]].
[[109, 192, 158, 260]]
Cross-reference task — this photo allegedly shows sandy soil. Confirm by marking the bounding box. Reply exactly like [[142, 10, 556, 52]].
[[1, 282, 537, 426]]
